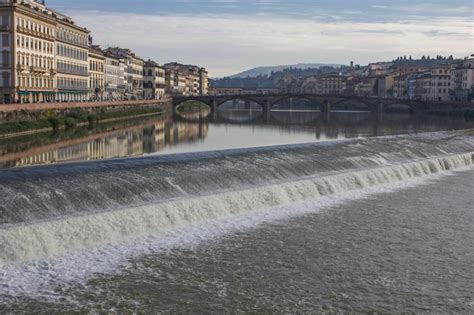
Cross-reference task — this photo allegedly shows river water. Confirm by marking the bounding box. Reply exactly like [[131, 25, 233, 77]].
[[0, 108, 473, 312]]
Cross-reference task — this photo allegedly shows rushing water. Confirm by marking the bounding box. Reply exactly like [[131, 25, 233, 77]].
[[0, 107, 473, 312]]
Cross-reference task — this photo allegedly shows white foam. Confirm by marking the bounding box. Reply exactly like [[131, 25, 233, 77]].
[[0, 154, 472, 303]]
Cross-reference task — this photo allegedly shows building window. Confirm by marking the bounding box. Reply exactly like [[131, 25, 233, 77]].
[[2, 51, 9, 66], [1, 15, 10, 27], [1, 72, 10, 87], [2, 34, 8, 47]]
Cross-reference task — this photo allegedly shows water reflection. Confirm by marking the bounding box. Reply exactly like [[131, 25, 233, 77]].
[[0, 113, 208, 168], [331, 111, 371, 124], [219, 99, 262, 111], [216, 109, 263, 123], [1, 108, 473, 169], [272, 97, 322, 111]]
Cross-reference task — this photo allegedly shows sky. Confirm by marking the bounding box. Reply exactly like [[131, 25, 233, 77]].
[[46, 0, 473, 77]]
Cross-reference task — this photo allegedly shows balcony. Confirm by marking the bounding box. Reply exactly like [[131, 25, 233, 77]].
[[56, 34, 88, 49], [57, 84, 88, 91], [17, 26, 55, 41], [57, 67, 88, 77], [16, 26, 33, 35], [16, 64, 27, 72], [30, 66, 49, 73]]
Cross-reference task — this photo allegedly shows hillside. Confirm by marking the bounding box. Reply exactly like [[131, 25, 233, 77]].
[[229, 63, 343, 78]]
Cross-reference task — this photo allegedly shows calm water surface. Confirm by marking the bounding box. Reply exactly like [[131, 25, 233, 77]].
[[1, 108, 473, 168]]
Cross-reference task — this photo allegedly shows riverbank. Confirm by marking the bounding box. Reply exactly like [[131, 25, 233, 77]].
[[175, 100, 210, 113], [0, 99, 171, 137]]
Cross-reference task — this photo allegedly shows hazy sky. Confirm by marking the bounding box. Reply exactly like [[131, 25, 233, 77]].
[[46, 0, 473, 77]]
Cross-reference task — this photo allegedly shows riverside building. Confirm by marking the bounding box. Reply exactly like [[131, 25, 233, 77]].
[[103, 51, 122, 100], [88, 45, 104, 101], [451, 57, 474, 102], [143, 59, 165, 100], [0, 0, 57, 103], [164, 62, 209, 96], [54, 11, 89, 102], [105, 47, 144, 100], [165, 68, 186, 96]]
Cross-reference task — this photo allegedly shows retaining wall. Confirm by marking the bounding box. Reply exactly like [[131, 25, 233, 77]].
[[0, 99, 172, 123]]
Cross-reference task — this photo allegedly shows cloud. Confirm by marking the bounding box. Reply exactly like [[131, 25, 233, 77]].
[[69, 11, 472, 77]]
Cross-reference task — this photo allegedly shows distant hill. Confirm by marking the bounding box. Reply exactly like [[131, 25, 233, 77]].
[[229, 63, 343, 78]]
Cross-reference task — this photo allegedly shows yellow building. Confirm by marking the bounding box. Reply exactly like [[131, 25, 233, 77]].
[[0, 0, 56, 103], [300, 75, 347, 95]]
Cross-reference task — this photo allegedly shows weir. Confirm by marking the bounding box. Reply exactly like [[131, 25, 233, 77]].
[[0, 152, 473, 266], [0, 131, 474, 266]]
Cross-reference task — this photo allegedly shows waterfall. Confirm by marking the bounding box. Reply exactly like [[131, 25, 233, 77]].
[[1, 152, 472, 266]]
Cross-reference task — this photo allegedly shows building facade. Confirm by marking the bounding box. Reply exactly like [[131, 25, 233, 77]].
[[354, 77, 377, 97], [55, 12, 89, 102], [451, 57, 474, 102], [88, 45, 104, 100], [200, 67, 208, 95], [427, 66, 451, 101], [103, 52, 122, 100], [165, 68, 186, 96], [143, 59, 165, 100], [300, 75, 347, 95], [164, 62, 208, 96], [105, 47, 143, 100], [0, 0, 57, 103]]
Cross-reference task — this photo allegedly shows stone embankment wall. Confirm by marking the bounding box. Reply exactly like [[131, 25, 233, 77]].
[[0, 99, 172, 123]]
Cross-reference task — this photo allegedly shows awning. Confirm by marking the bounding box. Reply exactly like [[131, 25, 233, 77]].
[[18, 90, 57, 95], [57, 90, 88, 94]]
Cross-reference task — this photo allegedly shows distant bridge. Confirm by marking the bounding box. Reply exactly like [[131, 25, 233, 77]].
[[172, 94, 473, 120]]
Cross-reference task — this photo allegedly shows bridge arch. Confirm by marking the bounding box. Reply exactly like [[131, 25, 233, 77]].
[[173, 98, 212, 108], [216, 96, 264, 108], [174, 100, 212, 120]]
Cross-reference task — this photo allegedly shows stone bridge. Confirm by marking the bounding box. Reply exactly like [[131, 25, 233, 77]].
[[172, 94, 473, 120]]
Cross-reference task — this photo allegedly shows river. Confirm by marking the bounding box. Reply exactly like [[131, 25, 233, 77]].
[[0, 107, 473, 312]]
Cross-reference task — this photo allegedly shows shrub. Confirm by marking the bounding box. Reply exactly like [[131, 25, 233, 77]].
[[64, 117, 77, 128], [87, 114, 98, 124], [66, 109, 88, 122], [48, 117, 61, 130]]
